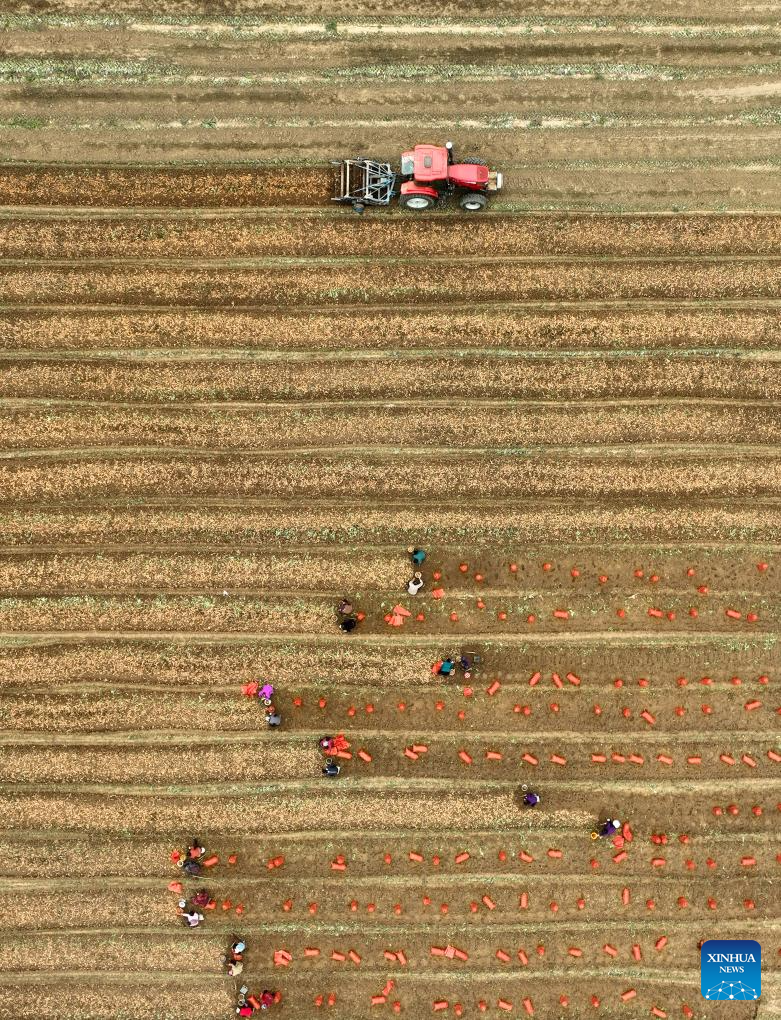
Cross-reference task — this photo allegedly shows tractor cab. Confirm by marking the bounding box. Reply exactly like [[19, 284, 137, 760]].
[[400, 144, 450, 183]]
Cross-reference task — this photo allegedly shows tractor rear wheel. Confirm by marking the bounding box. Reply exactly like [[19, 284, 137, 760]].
[[400, 193, 437, 211], [460, 192, 487, 212]]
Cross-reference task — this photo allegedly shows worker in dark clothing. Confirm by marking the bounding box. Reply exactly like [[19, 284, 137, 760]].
[[191, 889, 211, 907], [523, 791, 541, 807], [260, 991, 277, 1009], [266, 712, 282, 727], [181, 858, 202, 876], [599, 818, 622, 838], [408, 546, 426, 567], [339, 616, 358, 633], [322, 761, 341, 777]]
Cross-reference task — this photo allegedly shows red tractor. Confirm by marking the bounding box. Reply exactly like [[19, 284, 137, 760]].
[[333, 141, 502, 213]]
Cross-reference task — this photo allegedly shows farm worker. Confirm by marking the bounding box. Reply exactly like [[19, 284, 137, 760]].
[[438, 659, 455, 676], [259, 682, 275, 700], [337, 598, 354, 616], [237, 1006, 254, 1017], [523, 791, 541, 807], [266, 712, 282, 727], [182, 909, 204, 928], [232, 940, 246, 957], [459, 655, 473, 672], [319, 735, 335, 754], [191, 889, 210, 907], [227, 960, 244, 977], [188, 839, 206, 860], [322, 761, 341, 777], [408, 547, 426, 567], [261, 991, 276, 1009], [599, 818, 622, 838], [407, 572, 425, 595], [340, 616, 358, 633]]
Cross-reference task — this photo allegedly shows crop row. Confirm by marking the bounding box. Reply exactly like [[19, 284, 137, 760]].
[[4, 685, 776, 735], [2, 451, 781, 504], [3, 736, 778, 783], [0, 504, 777, 548], [1, 831, 772, 880], [1, 259, 779, 305], [5, 213, 781, 259], [0, 547, 769, 591], [3, 356, 778, 402], [0, 634, 774, 686], [2, 306, 777, 353], [0, 785, 775, 836], [3, 401, 780, 452]]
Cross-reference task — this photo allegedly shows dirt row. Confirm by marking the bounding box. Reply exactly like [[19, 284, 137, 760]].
[[3, 356, 780, 403], [0, 546, 770, 592], [2, 305, 778, 353], [0, 633, 774, 686], [2, 451, 781, 504], [2, 259, 780, 306], [6, 213, 781, 259], [3, 401, 780, 453], [2, 734, 778, 783], [0, 504, 778, 548]]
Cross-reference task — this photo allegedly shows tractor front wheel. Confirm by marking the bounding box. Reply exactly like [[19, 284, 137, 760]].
[[460, 192, 487, 212], [400, 193, 437, 211]]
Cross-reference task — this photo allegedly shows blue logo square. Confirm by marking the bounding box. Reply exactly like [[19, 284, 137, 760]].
[[701, 940, 761, 1000]]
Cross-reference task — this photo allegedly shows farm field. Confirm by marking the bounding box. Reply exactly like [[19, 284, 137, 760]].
[[0, 3, 780, 1020], [0, 200, 779, 1020]]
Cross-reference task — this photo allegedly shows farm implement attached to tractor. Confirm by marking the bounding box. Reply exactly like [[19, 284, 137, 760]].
[[333, 141, 502, 213]]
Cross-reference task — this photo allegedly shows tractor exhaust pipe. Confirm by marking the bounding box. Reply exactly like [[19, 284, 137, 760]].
[[445, 140, 454, 164]]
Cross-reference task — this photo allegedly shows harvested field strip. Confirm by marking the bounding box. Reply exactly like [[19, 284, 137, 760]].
[[0, 936, 740, 975], [5, 213, 781, 259], [3, 690, 776, 736], [0, 830, 775, 878], [2, 401, 779, 451], [0, 504, 779, 546], [0, 632, 774, 682], [0, 590, 775, 632], [2, 737, 778, 784], [0, 545, 771, 591], [2, 451, 781, 504], [0, 160, 775, 211], [0, 785, 774, 834], [1, 258, 780, 306], [2, 304, 779, 353], [3, 356, 780, 403]]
